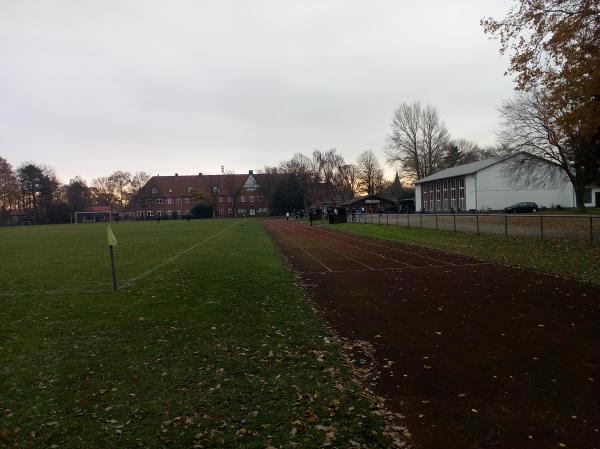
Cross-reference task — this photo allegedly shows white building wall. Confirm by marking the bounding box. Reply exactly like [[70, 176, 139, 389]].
[[475, 161, 575, 210], [465, 175, 477, 211], [415, 184, 422, 211], [584, 187, 600, 208]]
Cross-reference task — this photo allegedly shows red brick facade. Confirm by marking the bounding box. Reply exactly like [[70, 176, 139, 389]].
[[131, 171, 270, 218]]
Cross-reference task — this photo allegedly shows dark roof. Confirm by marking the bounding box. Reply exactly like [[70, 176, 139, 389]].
[[136, 173, 275, 198], [340, 194, 396, 207]]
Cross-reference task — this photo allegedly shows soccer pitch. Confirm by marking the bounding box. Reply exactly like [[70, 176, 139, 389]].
[[0, 219, 397, 448]]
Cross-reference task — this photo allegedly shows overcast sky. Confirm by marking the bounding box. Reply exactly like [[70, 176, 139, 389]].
[[0, 0, 516, 183]]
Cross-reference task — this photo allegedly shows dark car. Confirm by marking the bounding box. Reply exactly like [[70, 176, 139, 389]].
[[503, 202, 539, 213]]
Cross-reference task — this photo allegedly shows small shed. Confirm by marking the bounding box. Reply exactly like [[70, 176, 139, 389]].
[[340, 195, 397, 214]]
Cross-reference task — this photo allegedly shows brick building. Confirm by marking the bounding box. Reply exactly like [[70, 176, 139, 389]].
[[131, 170, 271, 218]]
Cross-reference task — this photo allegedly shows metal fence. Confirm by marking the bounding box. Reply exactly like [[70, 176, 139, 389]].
[[347, 213, 600, 244]]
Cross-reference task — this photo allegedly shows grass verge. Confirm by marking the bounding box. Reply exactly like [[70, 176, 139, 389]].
[[0, 219, 396, 448], [324, 222, 600, 284]]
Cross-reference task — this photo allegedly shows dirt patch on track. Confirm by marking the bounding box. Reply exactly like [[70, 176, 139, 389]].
[[264, 219, 600, 449]]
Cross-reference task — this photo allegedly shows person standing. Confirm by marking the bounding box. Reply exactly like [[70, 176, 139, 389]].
[[286, 211, 290, 221]]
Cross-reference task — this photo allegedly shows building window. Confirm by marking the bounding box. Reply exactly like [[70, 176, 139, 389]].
[[435, 182, 441, 210], [459, 178, 465, 210], [249, 195, 254, 202], [584, 188, 592, 204], [151, 188, 158, 194], [219, 208, 224, 216], [219, 196, 224, 203], [166, 198, 172, 204], [156, 210, 162, 217], [137, 210, 144, 217], [156, 198, 163, 204], [228, 207, 232, 214], [238, 208, 246, 214], [184, 197, 190, 204], [136, 199, 142, 205], [147, 210, 154, 216], [187, 187, 193, 194], [442, 181, 448, 210], [176, 198, 181, 204], [240, 196, 246, 202], [166, 210, 172, 216], [177, 210, 182, 215], [257, 195, 264, 201], [227, 196, 232, 203]]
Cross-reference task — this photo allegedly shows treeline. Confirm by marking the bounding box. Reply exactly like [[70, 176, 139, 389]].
[[258, 149, 412, 216], [0, 157, 149, 225]]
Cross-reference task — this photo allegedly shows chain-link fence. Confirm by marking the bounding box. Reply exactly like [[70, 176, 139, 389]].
[[347, 213, 600, 244]]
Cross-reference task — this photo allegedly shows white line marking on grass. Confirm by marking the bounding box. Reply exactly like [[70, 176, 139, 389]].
[[121, 221, 238, 288], [266, 221, 333, 272], [0, 222, 238, 298]]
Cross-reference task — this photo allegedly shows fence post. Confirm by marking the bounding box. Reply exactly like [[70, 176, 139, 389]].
[[386, 212, 388, 225], [396, 212, 399, 226], [371, 212, 373, 224], [407, 213, 410, 228], [435, 214, 438, 230], [540, 215, 544, 240], [476, 214, 480, 235], [378, 213, 381, 225], [453, 214, 457, 232], [505, 215, 508, 237], [590, 216, 594, 245], [420, 214, 423, 229]]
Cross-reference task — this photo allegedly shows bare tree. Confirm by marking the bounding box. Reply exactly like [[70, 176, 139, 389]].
[[283, 153, 312, 209], [341, 163, 359, 199], [258, 166, 281, 214], [385, 102, 449, 181], [129, 171, 150, 199], [356, 150, 384, 195], [223, 170, 242, 217], [498, 90, 597, 210], [0, 157, 20, 225]]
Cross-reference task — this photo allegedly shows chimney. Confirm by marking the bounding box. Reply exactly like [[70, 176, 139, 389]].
[[249, 169, 253, 175], [175, 173, 178, 177], [198, 172, 203, 176]]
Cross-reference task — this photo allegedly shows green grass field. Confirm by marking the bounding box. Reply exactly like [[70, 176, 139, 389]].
[[0, 220, 397, 448], [324, 221, 600, 284]]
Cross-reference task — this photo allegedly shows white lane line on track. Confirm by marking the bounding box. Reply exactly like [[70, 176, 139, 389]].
[[303, 261, 494, 274], [266, 221, 334, 272], [284, 222, 376, 270], [309, 225, 459, 266], [292, 223, 417, 268]]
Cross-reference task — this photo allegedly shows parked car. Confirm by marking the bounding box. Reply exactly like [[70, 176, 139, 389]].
[[503, 202, 539, 213]]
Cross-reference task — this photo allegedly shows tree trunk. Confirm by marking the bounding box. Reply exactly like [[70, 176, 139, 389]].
[[572, 178, 588, 212]]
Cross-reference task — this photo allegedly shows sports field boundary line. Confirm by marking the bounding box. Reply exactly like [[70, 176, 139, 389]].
[[265, 221, 334, 272], [303, 261, 494, 274], [120, 221, 239, 288], [324, 223, 490, 263], [0, 222, 238, 298], [289, 222, 417, 268], [285, 222, 377, 270], [309, 224, 460, 266]]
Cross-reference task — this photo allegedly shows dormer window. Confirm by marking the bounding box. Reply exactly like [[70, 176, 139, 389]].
[[169, 188, 173, 193], [187, 187, 193, 194], [151, 187, 158, 195]]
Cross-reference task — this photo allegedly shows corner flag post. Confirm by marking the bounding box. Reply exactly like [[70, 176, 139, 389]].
[[107, 225, 118, 291]]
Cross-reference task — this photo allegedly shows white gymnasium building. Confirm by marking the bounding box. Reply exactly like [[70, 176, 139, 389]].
[[415, 153, 599, 213]]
